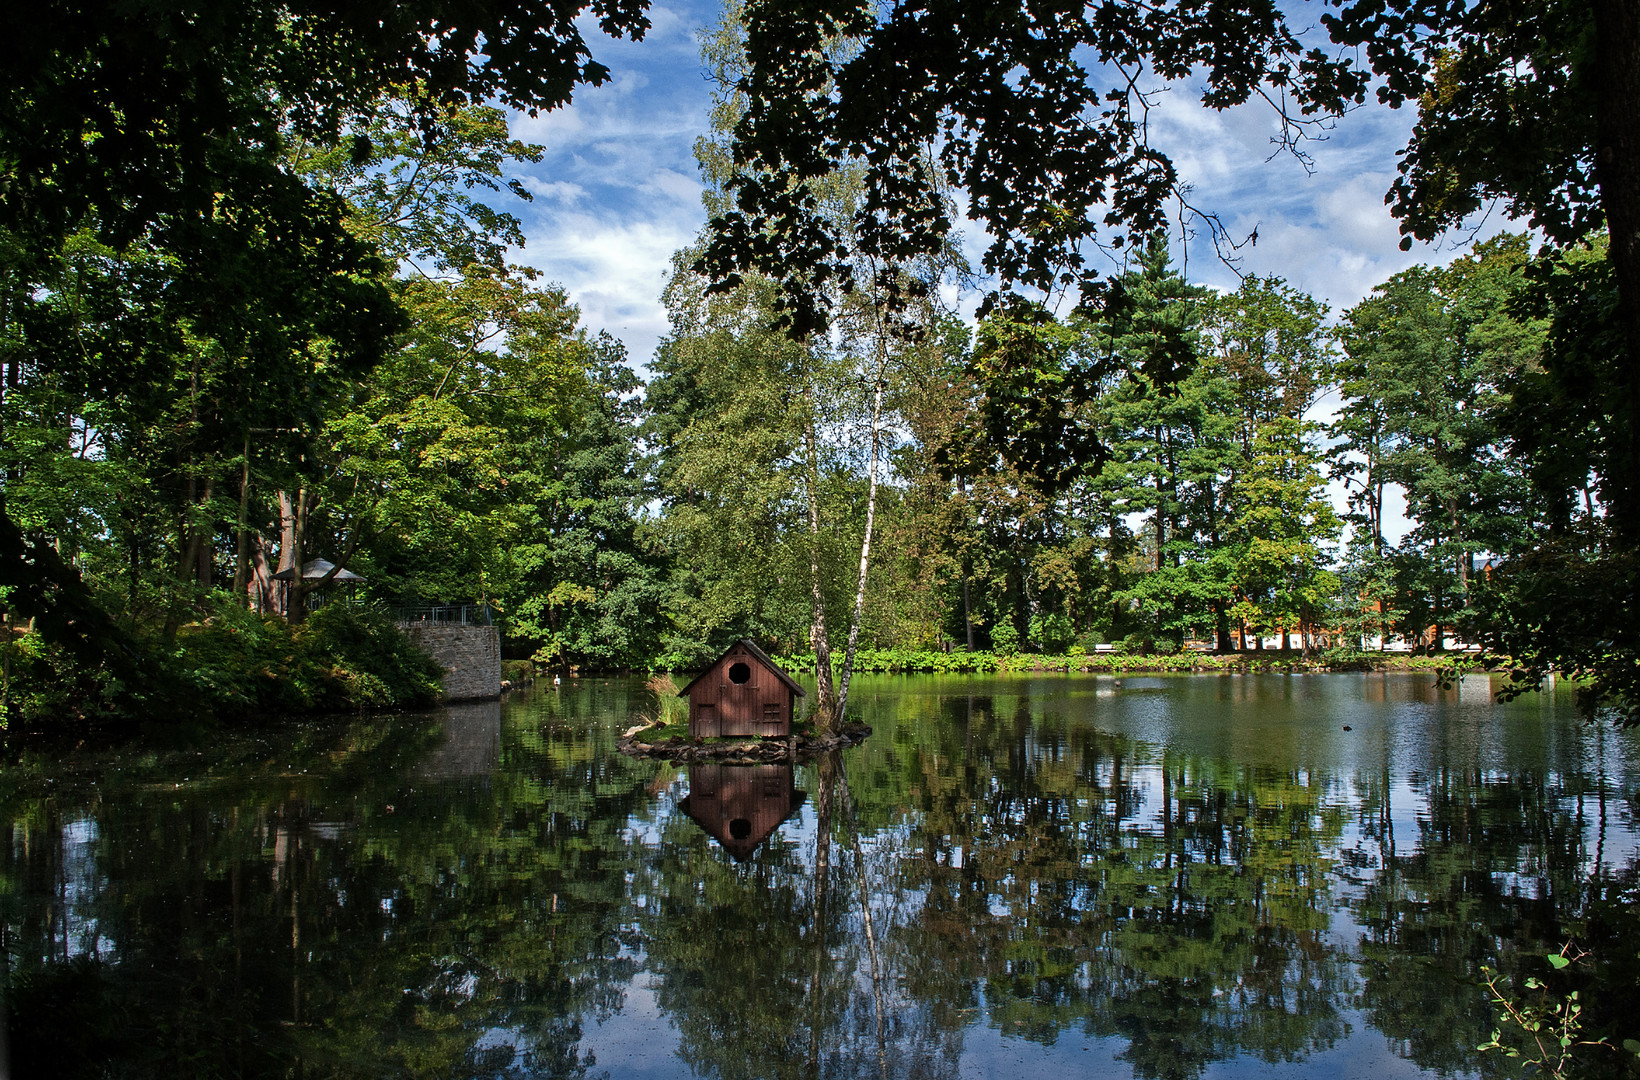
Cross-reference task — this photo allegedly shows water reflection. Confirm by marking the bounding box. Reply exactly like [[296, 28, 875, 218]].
[[0, 674, 1634, 1080], [414, 698, 502, 781], [679, 763, 806, 860]]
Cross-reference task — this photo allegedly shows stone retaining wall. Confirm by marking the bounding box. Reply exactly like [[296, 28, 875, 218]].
[[402, 623, 501, 701]]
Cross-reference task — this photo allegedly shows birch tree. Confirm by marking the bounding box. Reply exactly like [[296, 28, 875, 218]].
[[652, 4, 962, 730]]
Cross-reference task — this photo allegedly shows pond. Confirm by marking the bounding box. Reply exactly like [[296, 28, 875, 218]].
[[2, 672, 1636, 1080]]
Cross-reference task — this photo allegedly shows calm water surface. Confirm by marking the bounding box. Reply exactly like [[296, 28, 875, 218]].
[[3, 672, 1636, 1080]]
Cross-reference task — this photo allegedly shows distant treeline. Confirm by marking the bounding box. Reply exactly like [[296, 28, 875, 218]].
[[770, 649, 1475, 676], [0, 82, 1610, 722]]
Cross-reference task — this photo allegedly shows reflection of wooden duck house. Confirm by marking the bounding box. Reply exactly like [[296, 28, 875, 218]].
[[678, 639, 806, 739], [680, 763, 806, 860]]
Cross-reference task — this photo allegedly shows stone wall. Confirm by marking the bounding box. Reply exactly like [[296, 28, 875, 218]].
[[402, 623, 501, 701]]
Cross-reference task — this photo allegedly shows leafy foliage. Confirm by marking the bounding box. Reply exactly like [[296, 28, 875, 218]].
[[702, 0, 1375, 334], [4, 601, 442, 726]]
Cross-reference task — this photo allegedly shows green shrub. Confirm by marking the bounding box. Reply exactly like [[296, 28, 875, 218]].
[[5, 600, 442, 727], [300, 605, 444, 711], [1319, 645, 1372, 669], [991, 620, 1021, 656], [1029, 612, 1075, 653], [1, 630, 125, 727], [650, 645, 1507, 681], [502, 659, 535, 684]]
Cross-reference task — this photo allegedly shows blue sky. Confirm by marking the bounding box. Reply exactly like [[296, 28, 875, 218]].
[[506, 2, 719, 368]]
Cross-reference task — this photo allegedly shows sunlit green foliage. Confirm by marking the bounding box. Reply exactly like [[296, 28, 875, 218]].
[[2, 602, 443, 725]]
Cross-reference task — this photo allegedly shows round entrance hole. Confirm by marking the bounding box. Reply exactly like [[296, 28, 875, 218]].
[[729, 818, 752, 840], [728, 662, 751, 684]]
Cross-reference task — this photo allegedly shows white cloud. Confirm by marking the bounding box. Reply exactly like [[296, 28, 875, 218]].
[[521, 178, 590, 206], [520, 213, 700, 368], [504, 0, 716, 368]]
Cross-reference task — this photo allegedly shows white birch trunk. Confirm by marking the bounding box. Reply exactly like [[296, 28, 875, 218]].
[[833, 359, 885, 725]]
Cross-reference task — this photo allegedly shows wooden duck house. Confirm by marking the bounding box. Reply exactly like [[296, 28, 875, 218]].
[[679, 639, 805, 739]]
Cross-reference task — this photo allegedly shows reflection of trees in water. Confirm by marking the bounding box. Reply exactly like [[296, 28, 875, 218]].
[[1348, 758, 1627, 1077], [649, 681, 1516, 1080], [639, 807, 819, 1080], [1, 681, 1634, 1080], [638, 752, 962, 1080], [880, 695, 1353, 1080], [0, 707, 656, 1078]]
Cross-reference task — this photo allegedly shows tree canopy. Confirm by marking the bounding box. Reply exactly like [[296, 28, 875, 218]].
[[8, 0, 1640, 724], [0, 0, 650, 661], [702, 1, 1635, 347]]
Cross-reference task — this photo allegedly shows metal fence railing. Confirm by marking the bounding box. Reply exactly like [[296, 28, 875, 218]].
[[395, 603, 496, 626]]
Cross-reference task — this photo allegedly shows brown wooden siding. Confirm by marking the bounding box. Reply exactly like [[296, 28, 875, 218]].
[[687, 643, 793, 738]]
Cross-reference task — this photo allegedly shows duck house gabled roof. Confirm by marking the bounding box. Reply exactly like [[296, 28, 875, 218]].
[[677, 638, 807, 698]]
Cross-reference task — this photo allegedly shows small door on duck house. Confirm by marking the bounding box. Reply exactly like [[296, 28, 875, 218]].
[[755, 696, 785, 737], [718, 655, 760, 736]]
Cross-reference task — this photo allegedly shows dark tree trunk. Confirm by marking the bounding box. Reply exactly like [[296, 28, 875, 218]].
[[1594, 0, 1640, 541], [232, 438, 250, 605], [195, 476, 213, 587], [802, 400, 838, 728], [249, 532, 272, 612], [962, 568, 974, 651], [1206, 481, 1229, 652], [277, 489, 298, 612], [1433, 575, 1445, 653], [278, 488, 310, 621], [958, 476, 974, 650]]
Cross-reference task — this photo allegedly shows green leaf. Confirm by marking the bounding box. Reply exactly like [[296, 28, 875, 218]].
[[1546, 953, 1571, 970], [1621, 1038, 1640, 1056]]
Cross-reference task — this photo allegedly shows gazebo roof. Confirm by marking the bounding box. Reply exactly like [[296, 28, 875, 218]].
[[271, 557, 364, 583]]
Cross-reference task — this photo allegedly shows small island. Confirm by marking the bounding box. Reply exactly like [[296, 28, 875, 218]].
[[617, 718, 872, 764], [618, 640, 870, 762]]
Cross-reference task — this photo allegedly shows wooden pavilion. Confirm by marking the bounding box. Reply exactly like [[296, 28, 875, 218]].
[[271, 557, 364, 613]]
